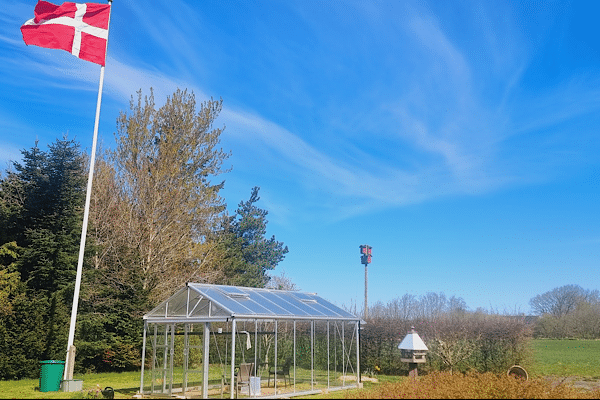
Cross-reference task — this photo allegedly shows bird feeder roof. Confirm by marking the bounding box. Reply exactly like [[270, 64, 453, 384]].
[[398, 328, 429, 351]]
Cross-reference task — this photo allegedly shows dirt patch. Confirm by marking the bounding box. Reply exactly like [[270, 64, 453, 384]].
[[545, 376, 600, 391], [339, 375, 378, 383]]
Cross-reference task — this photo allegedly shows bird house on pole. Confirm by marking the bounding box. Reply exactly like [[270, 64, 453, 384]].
[[398, 327, 428, 377]]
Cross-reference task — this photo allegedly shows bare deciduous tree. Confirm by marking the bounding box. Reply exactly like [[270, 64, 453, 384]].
[[530, 284, 592, 318], [90, 88, 230, 303], [431, 336, 479, 375], [266, 270, 299, 291]]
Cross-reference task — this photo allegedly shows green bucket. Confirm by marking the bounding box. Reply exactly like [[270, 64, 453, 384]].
[[39, 360, 65, 392]]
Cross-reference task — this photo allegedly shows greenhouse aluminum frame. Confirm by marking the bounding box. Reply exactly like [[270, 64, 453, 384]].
[[139, 283, 364, 399]]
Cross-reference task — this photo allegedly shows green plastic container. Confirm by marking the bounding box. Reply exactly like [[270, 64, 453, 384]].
[[39, 360, 65, 392]]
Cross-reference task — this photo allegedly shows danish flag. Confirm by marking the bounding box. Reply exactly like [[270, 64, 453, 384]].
[[21, 1, 111, 66]]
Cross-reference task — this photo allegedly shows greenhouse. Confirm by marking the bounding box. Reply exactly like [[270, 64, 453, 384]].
[[138, 283, 363, 399]]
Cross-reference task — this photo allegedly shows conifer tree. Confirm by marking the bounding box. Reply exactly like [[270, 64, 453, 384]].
[[14, 137, 85, 291], [214, 186, 289, 287], [0, 137, 86, 378]]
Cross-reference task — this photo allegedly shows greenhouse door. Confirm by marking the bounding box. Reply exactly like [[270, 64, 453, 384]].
[[151, 323, 175, 395]]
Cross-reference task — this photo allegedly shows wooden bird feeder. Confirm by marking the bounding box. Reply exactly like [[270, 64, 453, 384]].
[[398, 327, 428, 377]]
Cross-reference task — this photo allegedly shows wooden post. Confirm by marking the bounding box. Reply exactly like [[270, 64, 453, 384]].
[[408, 362, 418, 378], [66, 346, 76, 380]]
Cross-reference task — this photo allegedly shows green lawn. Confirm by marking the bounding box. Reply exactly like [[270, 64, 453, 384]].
[[2, 339, 600, 398], [0, 365, 357, 399], [529, 339, 600, 378], [0, 370, 141, 399]]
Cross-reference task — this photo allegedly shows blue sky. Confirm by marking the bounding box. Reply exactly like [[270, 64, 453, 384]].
[[1, 0, 600, 314]]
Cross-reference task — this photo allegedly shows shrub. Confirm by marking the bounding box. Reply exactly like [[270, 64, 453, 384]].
[[349, 371, 600, 399], [361, 311, 532, 376]]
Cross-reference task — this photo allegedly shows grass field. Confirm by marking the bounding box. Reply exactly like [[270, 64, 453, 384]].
[[0, 370, 141, 399], [529, 339, 600, 378], [1, 339, 599, 398]]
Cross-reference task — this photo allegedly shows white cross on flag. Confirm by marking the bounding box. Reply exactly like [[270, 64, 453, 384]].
[[21, 0, 110, 66]]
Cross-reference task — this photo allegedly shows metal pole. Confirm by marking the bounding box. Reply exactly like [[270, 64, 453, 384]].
[[169, 324, 175, 395], [230, 319, 236, 400], [356, 321, 360, 386], [203, 322, 210, 399], [293, 320, 296, 392], [364, 264, 368, 320], [334, 322, 337, 378], [183, 324, 189, 394], [140, 321, 148, 394], [254, 320, 258, 376], [274, 320, 278, 391], [310, 320, 314, 391], [342, 322, 345, 379], [327, 321, 330, 389], [151, 325, 157, 394], [162, 326, 168, 393], [64, 0, 113, 381]]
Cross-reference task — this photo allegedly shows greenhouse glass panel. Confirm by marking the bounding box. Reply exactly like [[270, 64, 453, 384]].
[[196, 286, 253, 314], [256, 290, 315, 317], [304, 298, 351, 318], [187, 296, 210, 317], [245, 290, 298, 316], [140, 283, 363, 399], [225, 297, 274, 315], [145, 287, 188, 318]]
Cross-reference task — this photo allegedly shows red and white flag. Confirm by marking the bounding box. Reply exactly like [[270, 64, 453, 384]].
[[21, 1, 111, 66]]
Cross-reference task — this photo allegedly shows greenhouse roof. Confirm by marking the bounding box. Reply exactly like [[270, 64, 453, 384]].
[[144, 283, 361, 323]]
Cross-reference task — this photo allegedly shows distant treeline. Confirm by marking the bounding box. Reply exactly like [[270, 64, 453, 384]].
[[530, 284, 600, 339], [358, 285, 600, 376]]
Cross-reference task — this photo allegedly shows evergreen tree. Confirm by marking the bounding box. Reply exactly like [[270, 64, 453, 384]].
[[216, 187, 289, 287], [0, 137, 86, 379], [14, 142, 48, 238], [0, 170, 24, 246], [14, 137, 85, 291]]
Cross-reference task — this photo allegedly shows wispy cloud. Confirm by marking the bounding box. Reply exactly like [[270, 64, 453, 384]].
[[104, 0, 600, 224], [3, 0, 600, 226], [514, 76, 600, 135]]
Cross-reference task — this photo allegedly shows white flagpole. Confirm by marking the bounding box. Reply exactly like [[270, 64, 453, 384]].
[[64, 0, 113, 382]]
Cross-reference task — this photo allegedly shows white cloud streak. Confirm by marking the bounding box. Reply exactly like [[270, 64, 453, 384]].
[[3, 0, 600, 224]]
